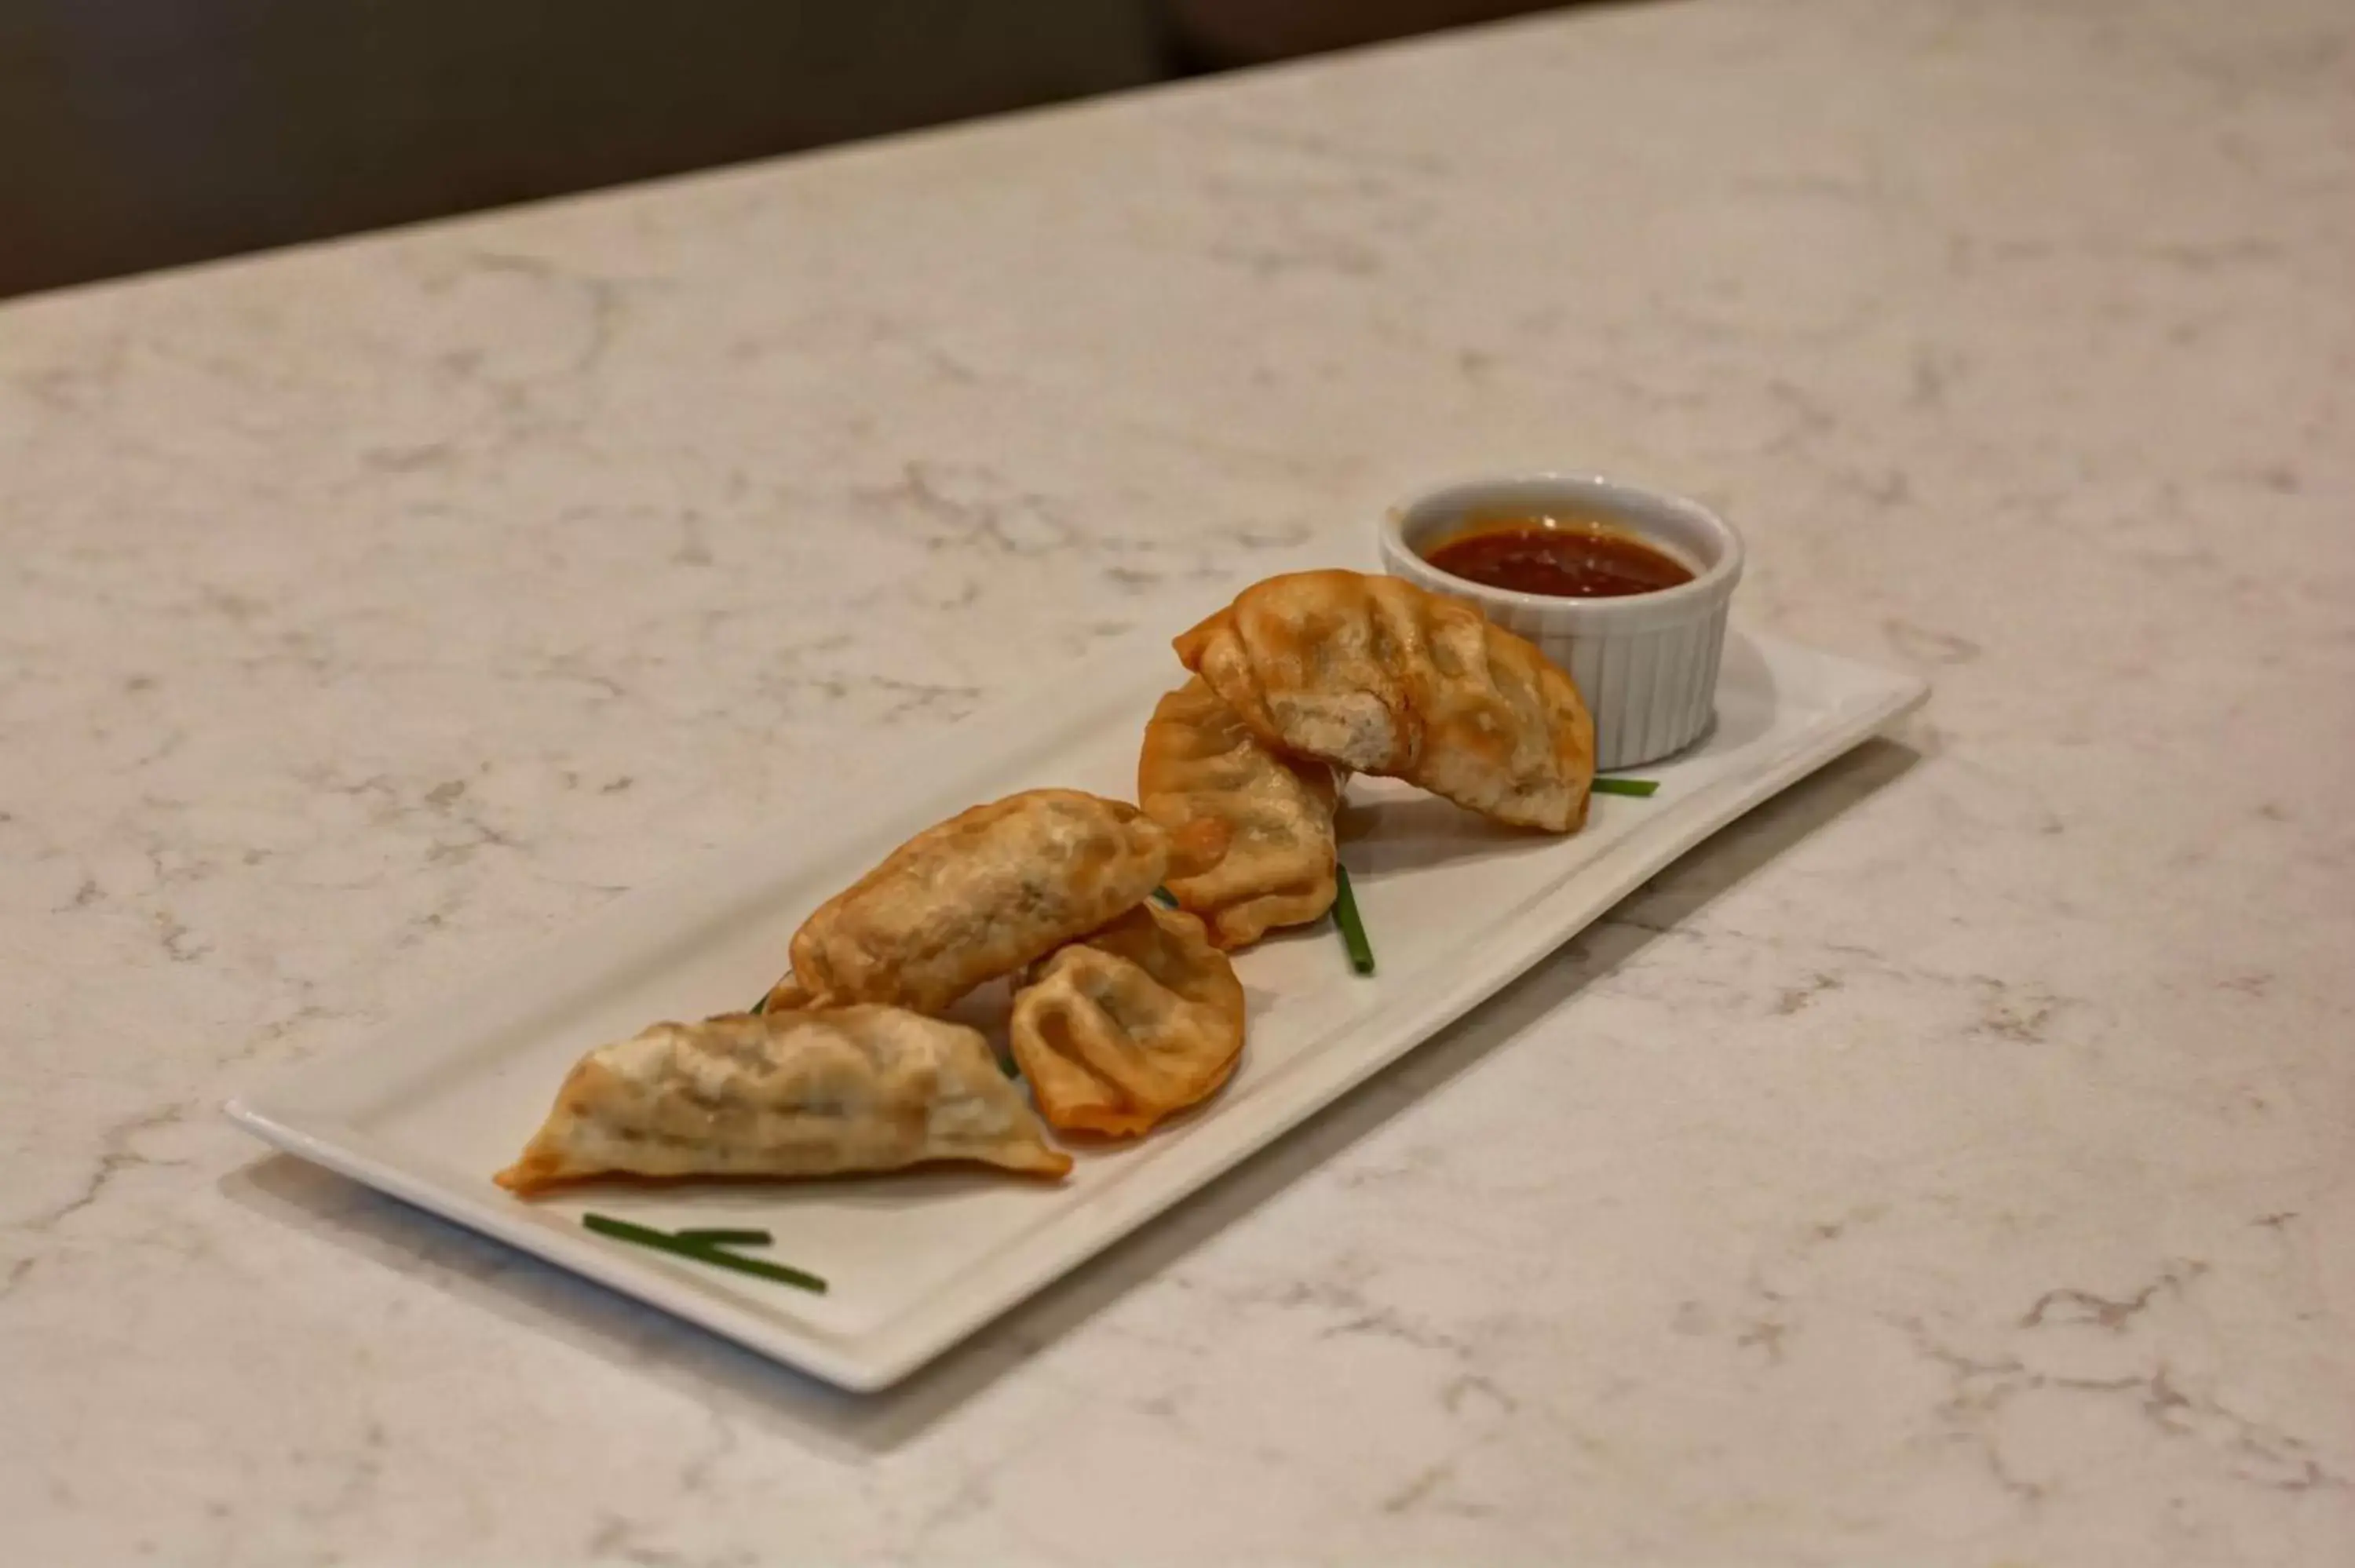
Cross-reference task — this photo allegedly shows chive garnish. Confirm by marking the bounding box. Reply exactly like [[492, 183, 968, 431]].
[[1591, 777, 1660, 797], [1150, 885, 1179, 908], [583, 1213, 827, 1293], [671, 1227, 773, 1247], [1331, 862, 1375, 975]]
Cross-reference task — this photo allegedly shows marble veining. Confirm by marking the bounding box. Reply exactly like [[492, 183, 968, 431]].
[[2, 0, 2350, 1561]]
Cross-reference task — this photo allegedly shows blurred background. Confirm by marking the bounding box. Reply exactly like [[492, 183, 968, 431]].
[[0, 0, 1565, 300]]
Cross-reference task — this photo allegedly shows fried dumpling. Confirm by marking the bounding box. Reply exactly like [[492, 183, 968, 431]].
[[495, 1006, 1071, 1194], [1174, 569, 1596, 832], [1010, 903, 1247, 1138], [769, 788, 1223, 1016], [1137, 676, 1339, 948]]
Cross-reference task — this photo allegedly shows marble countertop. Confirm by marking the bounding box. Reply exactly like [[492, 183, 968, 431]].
[[5, 0, 2350, 1561]]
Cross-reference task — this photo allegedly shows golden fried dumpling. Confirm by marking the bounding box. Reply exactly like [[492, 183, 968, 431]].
[[495, 1006, 1071, 1194], [770, 788, 1223, 1016], [1137, 676, 1339, 948], [1173, 570, 1595, 832], [1010, 903, 1247, 1138]]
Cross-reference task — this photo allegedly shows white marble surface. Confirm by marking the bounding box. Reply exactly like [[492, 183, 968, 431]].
[[3, 0, 2351, 1560]]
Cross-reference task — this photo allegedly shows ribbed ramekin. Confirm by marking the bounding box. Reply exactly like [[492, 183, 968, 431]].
[[1378, 473, 1744, 772]]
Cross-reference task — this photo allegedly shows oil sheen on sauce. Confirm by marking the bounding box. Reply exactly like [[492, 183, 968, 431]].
[[1421, 516, 1695, 599]]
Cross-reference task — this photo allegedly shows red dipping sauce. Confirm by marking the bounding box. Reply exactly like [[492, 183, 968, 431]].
[[1421, 516, 1695, 599]]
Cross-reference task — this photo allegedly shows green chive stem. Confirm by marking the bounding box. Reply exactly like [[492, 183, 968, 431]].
[[1331, 862, 1375, 976], [583, 1213, 827, 1293], [1591, 777, 1660, 797], [671, 1228, 774, 1247], [1150, 886, 1179, 908]]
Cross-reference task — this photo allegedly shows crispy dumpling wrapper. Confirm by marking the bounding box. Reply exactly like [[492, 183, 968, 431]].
[[771, 788, 1224, 1016], [1173, 569, 1596, 833], [1010, 903, 1247, 1138], [1138, 676, 1339, 949], [495, 1006, 1071, 1194]]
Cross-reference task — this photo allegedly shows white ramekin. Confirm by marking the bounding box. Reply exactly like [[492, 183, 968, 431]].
[[1378, 472, 1744, 771]]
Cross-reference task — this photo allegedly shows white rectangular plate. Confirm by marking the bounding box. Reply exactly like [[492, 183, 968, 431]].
[[229, 628, 1924, 1391]]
